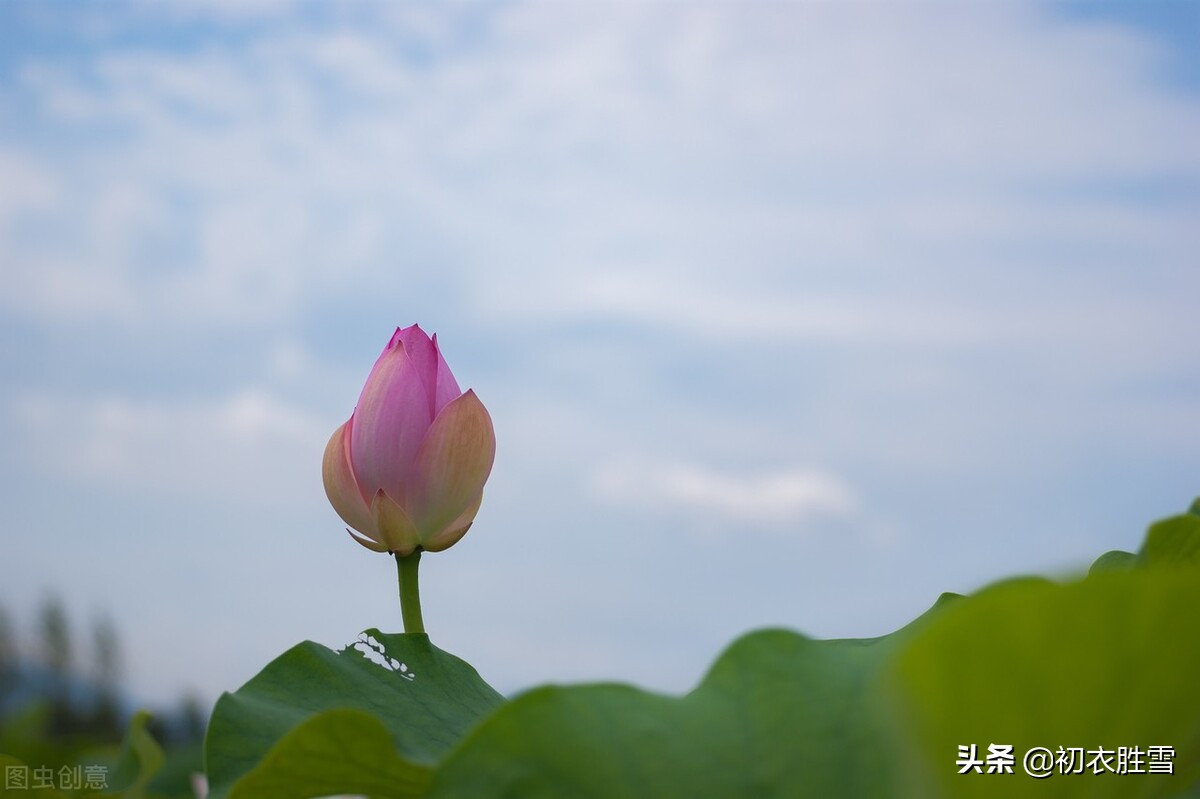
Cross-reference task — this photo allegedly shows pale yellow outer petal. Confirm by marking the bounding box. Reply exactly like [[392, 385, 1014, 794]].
[[370, 490, 422, 556], [347, 528, 389, 553], [407, 390, 496, 546], [322, 420, 378, 542], [422, 491, 483, 552]]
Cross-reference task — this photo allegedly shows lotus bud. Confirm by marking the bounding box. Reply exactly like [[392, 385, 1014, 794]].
[[323, 325, 495, 556]]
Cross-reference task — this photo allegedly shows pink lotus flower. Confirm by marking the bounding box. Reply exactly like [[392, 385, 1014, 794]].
[[323, 325, 496, 556]]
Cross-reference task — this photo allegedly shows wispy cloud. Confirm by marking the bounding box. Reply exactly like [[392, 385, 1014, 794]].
[[591, 461, 858, 529], [11, 388, 328, 505], [3, 2, 1196, 340], [0, 1, 1196, 706]]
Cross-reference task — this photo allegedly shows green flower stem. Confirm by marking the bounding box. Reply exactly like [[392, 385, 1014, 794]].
[[395, 550, 425, 634]]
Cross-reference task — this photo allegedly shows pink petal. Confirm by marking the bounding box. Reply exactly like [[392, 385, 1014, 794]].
[[430, 333, 463, 416], [322, 420, 376, 537], [422, 490, 483, 552], [395, 324, 440, 415], [383, 326, 405, 352], [370, 490, 422, 556], [351, 339, 434, 501], [406, 390, 496, 543]]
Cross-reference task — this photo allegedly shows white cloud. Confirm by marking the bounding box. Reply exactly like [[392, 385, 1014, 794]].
[[11, 387, 330, 505], [128, 0, 296, 22], [0, 148, 61, 221], [2, 0, 1196, 344], [591, 461, 858, 528]]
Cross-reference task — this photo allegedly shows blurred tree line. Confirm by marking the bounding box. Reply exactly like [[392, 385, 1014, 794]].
[[0, 596, 206, 797]]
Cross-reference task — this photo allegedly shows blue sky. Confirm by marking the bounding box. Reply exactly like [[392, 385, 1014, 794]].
[[1, 1, 1197, 709]]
